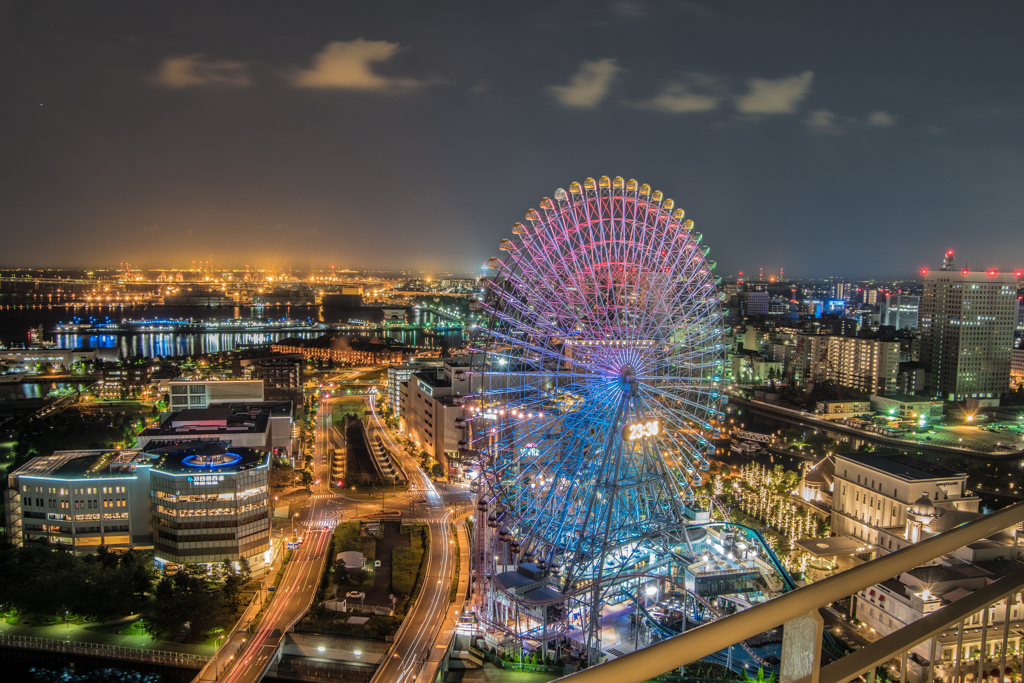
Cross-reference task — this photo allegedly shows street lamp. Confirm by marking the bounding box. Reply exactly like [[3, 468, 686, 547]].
[[292, 513, 299, 539]]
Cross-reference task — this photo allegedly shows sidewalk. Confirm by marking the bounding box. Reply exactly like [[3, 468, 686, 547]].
[[0, 617, 212, 656]]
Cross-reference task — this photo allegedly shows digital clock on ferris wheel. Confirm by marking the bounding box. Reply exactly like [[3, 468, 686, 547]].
[[621, 419, 660, 441]]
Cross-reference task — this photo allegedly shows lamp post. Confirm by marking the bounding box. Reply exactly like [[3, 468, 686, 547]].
[[292, 512, 299, 540], [212, 634, 226, 680]]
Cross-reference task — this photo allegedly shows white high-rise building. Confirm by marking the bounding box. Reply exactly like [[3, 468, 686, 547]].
[[826, 336, 900, 395], [920, 271, 1017, 401]]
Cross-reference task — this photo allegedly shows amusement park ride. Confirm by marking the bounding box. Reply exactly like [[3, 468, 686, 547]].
[[450, 176, 808, 670]]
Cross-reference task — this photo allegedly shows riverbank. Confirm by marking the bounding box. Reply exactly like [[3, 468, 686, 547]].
[[727, 395, 1022, 462]]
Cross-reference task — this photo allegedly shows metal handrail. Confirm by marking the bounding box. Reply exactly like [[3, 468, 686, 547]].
[[558, 500, 1024, 683], [807, 565, 1024, 683]]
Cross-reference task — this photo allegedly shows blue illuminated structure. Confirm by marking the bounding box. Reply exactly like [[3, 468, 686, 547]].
[[467, 177, 727, 662], [182, 452, 243, 468]]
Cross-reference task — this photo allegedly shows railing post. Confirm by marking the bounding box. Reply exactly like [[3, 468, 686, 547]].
[[1001, 596, 1011, 682], [781, 610, 823, 683], [954, 619, 964, 683], [979, 604, 989, 683]]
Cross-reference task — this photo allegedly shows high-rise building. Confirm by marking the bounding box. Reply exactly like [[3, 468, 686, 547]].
[[920, 271, 1017, 401], [883, 294, 920, 330], [738, 291, 769, 318], [826, 336, 900, 395], [791, 334, 831, 388]]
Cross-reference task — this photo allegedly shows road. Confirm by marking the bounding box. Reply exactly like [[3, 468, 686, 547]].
[[204, 371, 467, 683], [366, 393, 462, 683], [206, 394, 341, 683]]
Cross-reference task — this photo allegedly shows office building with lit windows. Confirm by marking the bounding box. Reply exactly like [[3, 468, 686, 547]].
[[919, 270, 1017, 402], [147, 442, 271, 568], [4, 443, 272, 570], [4, 449, 156, 554]]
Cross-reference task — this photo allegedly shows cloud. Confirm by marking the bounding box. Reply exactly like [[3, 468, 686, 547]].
[[549, 59, 621, 108], [609, 1, 647, 18], [805, 109, 843, 134], [291, 39, 427, 91], [636, 75, 722, 113], [736, 71, 814, 114], [866, 110, 896, 127], [154, 54, 252, 88], [805, 108, 899, 134]]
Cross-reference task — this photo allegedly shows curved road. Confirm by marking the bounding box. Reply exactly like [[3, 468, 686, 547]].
[[208, 378, 465, 683], [367, 393, 460, 683]]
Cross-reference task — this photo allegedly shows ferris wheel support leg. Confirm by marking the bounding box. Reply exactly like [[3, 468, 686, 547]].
[[584, 391, 632, 666]]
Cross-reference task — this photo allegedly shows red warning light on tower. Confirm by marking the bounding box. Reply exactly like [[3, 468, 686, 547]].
[[1015, 270, 1023, 278], [988, 269, 997, 276], [920, 268, 928, 276], [947, 250, 954, 256]]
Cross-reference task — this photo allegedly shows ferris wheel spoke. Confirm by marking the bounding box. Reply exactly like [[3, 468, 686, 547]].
[[476, 178, 724, 659]]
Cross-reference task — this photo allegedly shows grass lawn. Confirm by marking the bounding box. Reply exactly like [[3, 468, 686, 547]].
[[86, 618, 148, 637], [333, 521, 377, 560], [393, 523, 429, 615]]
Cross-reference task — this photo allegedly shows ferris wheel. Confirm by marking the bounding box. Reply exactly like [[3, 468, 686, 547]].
[[467, 176, 727, 654]]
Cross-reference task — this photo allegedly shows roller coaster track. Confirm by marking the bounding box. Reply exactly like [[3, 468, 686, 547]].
[[623, 589, 771, 669], [694, 495, 733, 523]]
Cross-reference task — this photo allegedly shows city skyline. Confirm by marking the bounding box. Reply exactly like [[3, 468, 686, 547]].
[[2, 2, 1024, 277]]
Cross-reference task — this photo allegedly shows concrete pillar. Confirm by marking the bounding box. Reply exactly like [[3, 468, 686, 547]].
[[781, 610, 824, 683]]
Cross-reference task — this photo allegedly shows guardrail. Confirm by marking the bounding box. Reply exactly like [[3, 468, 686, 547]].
[[0, 634, 209, 669], [558, 500, 1024, 683]]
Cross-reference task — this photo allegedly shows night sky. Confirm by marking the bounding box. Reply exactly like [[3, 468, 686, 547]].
[[2, 1, 1023, 278]]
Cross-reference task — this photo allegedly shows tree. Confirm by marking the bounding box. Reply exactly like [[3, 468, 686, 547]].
[[300, 468, 314, 491], [220, 559, 243, 609], [237, 556, 252, 584], [431, 463, 445, 479], [143, 572, 227, 640]]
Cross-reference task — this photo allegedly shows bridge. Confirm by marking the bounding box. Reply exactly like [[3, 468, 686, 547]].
[[561, 500, 1024, 683], [733, 430, 774, 444]]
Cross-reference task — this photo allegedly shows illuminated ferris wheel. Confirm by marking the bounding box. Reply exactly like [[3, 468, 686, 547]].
[[466, 175, 727, 656]]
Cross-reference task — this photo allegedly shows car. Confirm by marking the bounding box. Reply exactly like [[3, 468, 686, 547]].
[[346, 591, 366, 600], [323, 525, 330, 531], [374, 560, 382, 568], [268, 586, 276, 592]]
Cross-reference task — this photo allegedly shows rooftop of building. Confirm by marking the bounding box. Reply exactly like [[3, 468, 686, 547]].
[[12, 449, 154, 480], [142, 402, 290, 440], [874, 393, 938, 404], [837, 452, 966, 481], [171, 376, 263, 383], [412, 371, 451, 390], [804, 455, 835, 487], [146, 441, 268, 474]]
